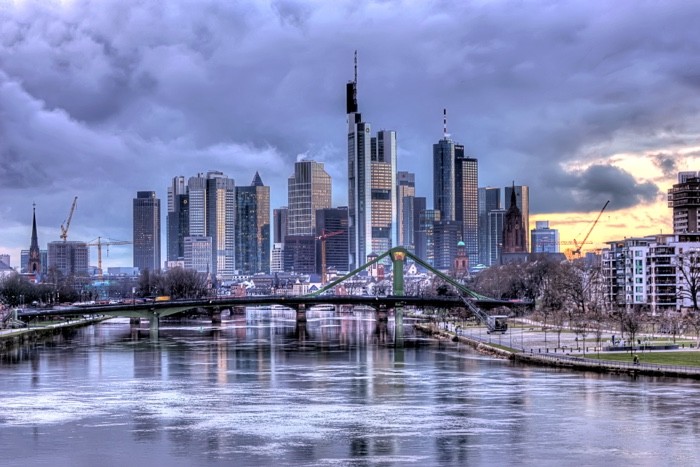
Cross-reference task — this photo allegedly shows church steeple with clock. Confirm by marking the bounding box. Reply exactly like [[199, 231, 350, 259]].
[[28, 204, 41, 275]]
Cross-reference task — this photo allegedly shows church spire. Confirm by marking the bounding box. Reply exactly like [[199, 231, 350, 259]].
[[28, 203, 41, 275], [509, 181, 517, 208]]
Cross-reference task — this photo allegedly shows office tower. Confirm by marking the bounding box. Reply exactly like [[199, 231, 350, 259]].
[[478, 187, 501, 266], [47, 241, 89, 277], [668, 172, 700, 233], [316, 207, 349, 273], [397, 171, 415, 247], [184, 236, 212, 273], [283, 236, 317, 274], [287, 160, 332, 236], [270, 243, 284, 273], [433, 220, 462, 270], [273, 207, 288, 245], [455, 147, 478, 268], [133, 191, 161, 272], [531, 220, 560, 253], [167, 176, 188, 261], [28, 205, 41, 275], [415, 209, 441, 267], [412, 197, 427, 259], [488, 210, 505, 265], [236, 172, 270, 274], [0, 254, 9, 268], [370, 130, 397, 255], [433, 135, 456, 221], [504, 184, 530, 252], [346, 53, 397, 269]]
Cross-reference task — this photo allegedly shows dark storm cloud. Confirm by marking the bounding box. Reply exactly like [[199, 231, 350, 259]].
[[651, 153, 678, 179], [534, 164, 659, 214], [1, 0, 700, 263]]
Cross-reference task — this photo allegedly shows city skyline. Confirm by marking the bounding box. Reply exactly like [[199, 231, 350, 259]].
[[3, 1, 700, 268]]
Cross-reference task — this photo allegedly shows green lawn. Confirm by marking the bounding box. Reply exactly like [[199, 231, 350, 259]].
[[587, 351, 700, 367]]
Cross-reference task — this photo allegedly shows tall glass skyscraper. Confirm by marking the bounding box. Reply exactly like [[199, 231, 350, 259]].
[[133, 191, 161, 272], [346, 53, 397, 269], [236, 172, 270, 274], [397, 171, 416, 247], [478, 187, 501, 266], [287, 160, 332, 236]]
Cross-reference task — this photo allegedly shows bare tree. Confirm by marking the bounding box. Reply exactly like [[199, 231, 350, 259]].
[[675, 249, 700, 312]]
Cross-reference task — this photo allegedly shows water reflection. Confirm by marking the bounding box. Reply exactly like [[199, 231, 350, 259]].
[[1, 309, 700, 465]]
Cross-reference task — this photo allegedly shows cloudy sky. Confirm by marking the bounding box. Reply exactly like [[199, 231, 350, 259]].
[[2, 0, 700, 269]]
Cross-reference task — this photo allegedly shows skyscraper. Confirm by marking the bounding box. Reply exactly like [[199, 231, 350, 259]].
[[504, 184, 530, 252], [397, 171, 416, 247], [133, 191, 161, 272], [455, 148, 479, 268], [172, 171, 237, 278], [287, 160, 332, 236], [316, 207, 349, 273], [346, 53, 397, 269], [236, 172, 270, 274], [167, 176, 188, 261], [433, 136, 456, 221], [478, 187, 501, 266], [370, 130, 397, 254]]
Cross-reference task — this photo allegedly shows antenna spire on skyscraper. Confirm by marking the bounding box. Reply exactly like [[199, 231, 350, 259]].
[[354, 50, 358, 84]]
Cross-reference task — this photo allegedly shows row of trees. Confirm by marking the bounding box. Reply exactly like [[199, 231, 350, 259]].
[[136, 268, 210, 300]]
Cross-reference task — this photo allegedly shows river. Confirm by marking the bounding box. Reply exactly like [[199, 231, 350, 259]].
[[1, 309, 699, 466]]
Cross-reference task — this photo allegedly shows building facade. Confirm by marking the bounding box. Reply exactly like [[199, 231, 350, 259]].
[[668, 173, 700, 233], [287, 160, 332, 236], [316, 207, 350, 274], [504, 184, 530, 252], [184, 236, 212, 274], [47, 241, 89, 277], [455, 150, 478, 268], [531, 220, 560, 253], [396, 171, 416, 248], [478, 187, 501, 266], [133, 191, 161, 272], [235, 172, 270, 274]]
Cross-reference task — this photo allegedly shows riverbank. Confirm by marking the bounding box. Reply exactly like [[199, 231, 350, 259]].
[[0, 317, 107, 353], [415, 322, 700, 379]]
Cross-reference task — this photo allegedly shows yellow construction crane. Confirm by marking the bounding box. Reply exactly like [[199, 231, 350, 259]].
[[60, 196, 78, 241], [87, 237, 132, 280]]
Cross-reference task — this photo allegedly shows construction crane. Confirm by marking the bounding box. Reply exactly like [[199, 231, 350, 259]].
[[316, 230, 344, 284], [87, 237, 132, 280], [572, 200, 610, 257], [60, 196, 78, 241]]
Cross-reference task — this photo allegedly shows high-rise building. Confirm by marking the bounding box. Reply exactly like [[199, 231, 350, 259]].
[[133, 191, 161, 272], [206, 172, 237, 278], [167, 176, 188, 261], [433, 220, 462, 270], [370, 130, 397, 255], [433, 137, 456, 221], [283, 235, 317, 274], [668, 172, 700, 233], [28, 204, 41, 275], [346, 53, 397, 269], [397, 172, 415, 247], [412, 197, 427, 260], [184, 236, 212, 274], [0, 254, 10, 268], [316, 207, 349, 274], [287, 160, 332, 236], [455, 148, 478, 268], [531, 220, 560, 253], [478, 187, 501, 266], [504, 184, 530, 252], [488, 209, 505, 265], [236, 172, 270, 274], [48, 241, 89, 277], [273, 207, 288, 245], [415, 209, 441, 267]]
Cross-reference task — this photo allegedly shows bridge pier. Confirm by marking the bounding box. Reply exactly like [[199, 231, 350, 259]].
[[296, 304, 306, 324], [376, 304, 388, 323], [394, 306, 404, 348], [211, 308, 222, 325], [149, 313, 159, 338]]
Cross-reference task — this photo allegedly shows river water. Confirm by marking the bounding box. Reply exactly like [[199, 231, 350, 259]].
[[1, 309, 699, 466]]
